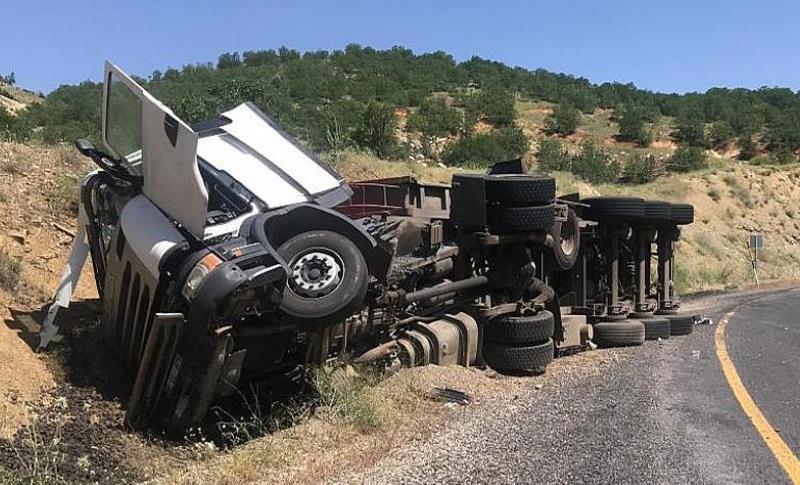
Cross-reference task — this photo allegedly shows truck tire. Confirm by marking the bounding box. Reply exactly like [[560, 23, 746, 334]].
[[484, 311, 555, 344], [670, 204, 695, 225], [549, 208, 580, 270], [484, 174, 556, 206], [643, 317, 670, 340], [665, 314, 694, 336], [582, 197, 646, 222], [592, 319, 645, 348], [638, 201, 671, 224], [483, 339, 554, 373], [487, 204, 555, 233], [277, 230, 369, 328]]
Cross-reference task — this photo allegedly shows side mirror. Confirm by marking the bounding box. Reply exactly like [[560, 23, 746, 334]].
[[74, 138, 96, 157]]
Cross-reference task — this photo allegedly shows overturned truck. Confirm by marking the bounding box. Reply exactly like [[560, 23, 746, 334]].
[[40, 62, 695, 434]]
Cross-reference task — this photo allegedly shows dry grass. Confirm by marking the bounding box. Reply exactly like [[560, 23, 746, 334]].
[[0, 251, 21, 292], [327, 149, 460, 184]]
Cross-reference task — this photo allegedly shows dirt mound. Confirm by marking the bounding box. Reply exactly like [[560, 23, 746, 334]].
[[0, 142, 95, 437]]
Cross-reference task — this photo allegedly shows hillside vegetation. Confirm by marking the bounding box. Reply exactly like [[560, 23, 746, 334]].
[[3, 45, 800, 182]]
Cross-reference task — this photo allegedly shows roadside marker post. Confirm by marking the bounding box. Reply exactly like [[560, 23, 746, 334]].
[[748, 232, 763, 285]]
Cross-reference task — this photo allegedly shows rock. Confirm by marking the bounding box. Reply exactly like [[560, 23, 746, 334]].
[[9, 230, 26, 244]]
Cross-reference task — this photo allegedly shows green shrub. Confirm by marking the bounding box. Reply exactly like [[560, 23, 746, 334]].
[[622, 154, 660, 184], [737, 134, 758, 160], [709, 121, 735, 148], [571, 142, 620, 183], [464, 86, 516, 128], [672, 114, 708, 148], [666, 145, 707, 173], [615, 105, 653, 147], [537, 138, 571, 171], [544, 104, 580, 136], [0, 107, 32, 142], [406, 97, 462, 137], [353, 101, 398, 159], [441, 125, 529, 167]]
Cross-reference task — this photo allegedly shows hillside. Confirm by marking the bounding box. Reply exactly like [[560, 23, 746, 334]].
[[0, 82, 40, 113], [5, 44, 800, 178]]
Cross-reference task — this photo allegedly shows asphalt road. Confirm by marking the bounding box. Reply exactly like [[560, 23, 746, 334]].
[[332, 288, 800, 484]]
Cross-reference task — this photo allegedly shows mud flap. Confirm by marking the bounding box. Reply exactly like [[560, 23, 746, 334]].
[[126, 312, 184, 428], [38, 204, 90, 351]]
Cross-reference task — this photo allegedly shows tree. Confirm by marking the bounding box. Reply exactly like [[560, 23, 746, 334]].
[[709, 120, 735, 149], [666, 145, 707, 172], [616, 105, 653, 147], [354, 101, 398, 158], [672, 114, 708, 147], [441, 125, 529, 167], [407, 96, 462, 137], [737, 133, 757, 161], [537, 138, 570, 171], [570, 142, 620, 183], [622, 154, 660, 184], [217, 52, 242, 70], [465, 86, 516, 128], [544, 104, 581, 136]]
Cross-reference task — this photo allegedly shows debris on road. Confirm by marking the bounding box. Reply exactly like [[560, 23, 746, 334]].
[[429, 387, 472, 406]]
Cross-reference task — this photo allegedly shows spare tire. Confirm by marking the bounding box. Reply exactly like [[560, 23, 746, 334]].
[[670, 204, 695, 225], [484, 174, 556, 206], [484, 311, 555, 344], [665, 314, 694, 336], [549, 208, 580, 270], [277, 230, 369, 328], [582, 197, 646, 222], [482, 339, 555, 373], [643, 317, 671, 340], [487, 204, 555, 233], [593, 319, 645, 348]]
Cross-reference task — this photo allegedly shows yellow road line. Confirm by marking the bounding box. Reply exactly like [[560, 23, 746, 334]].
[[715, 310, 800, 484]]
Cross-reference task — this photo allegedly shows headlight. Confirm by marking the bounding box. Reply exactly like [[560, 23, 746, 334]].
[[181, 253, 222, 300]]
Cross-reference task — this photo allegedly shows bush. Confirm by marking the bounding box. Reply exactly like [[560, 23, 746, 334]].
[[672, 115, 708, 148], [615, 105, 653, 147], [622, 154, 660, 184], [0, 251, 21, 292], [465, 86, 516, 128], [666, 145, 707, 172], [47, 175, 81, 216], [537, 138, 571, 171], [737, 134, 757, 160], [571, 142, 620, 183], [709, 121, 735, 148], [353, 101, 398, 159], [441, 125, 529, 167], [544, 104, 580, 136], [406, 96, 462, 137], [0, 107, 32, 142]]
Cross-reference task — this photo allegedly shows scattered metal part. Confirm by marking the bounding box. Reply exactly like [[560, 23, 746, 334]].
[[429, 387, 471, 405]]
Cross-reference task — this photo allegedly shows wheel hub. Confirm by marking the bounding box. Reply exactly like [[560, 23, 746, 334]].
[[288, 250, 343, 298]]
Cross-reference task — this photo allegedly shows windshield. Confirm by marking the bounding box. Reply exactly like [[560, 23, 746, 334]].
[[105, 71, 143, 174]]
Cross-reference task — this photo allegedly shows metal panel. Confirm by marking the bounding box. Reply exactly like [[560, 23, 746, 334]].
[[126, 313, 184, 428], [101, 224, 159, 375]]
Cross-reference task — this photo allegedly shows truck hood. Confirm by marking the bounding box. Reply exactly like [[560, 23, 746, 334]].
[[196, 103, 352, 210], [101, 62, 350, 240]]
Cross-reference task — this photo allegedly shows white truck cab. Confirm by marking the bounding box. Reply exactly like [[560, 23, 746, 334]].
[[39, 62, 390, 432]]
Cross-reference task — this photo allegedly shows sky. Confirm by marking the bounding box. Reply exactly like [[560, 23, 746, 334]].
[[1, 0, 799, 95]]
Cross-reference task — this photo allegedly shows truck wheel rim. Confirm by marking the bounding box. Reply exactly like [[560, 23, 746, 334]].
[[288, 249, 344, 298]]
